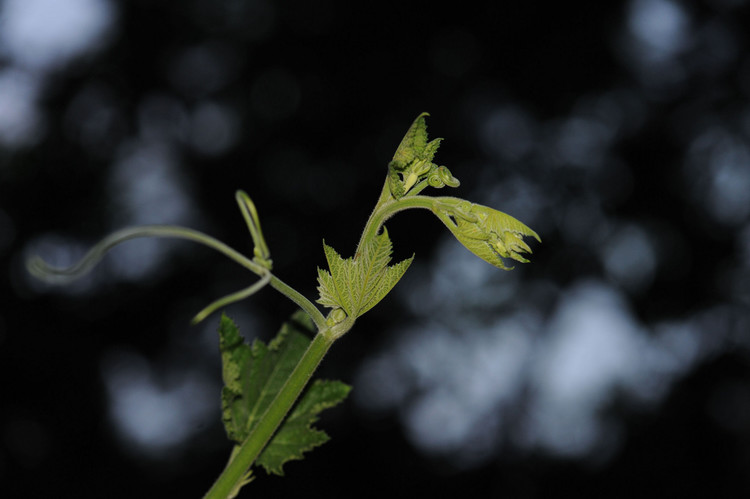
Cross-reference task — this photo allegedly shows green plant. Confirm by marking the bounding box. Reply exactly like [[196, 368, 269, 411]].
[[28, 113, 540, 498]]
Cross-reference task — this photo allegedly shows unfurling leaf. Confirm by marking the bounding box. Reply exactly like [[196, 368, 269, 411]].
[[317, 228, 413, 319], [434, 197, 541, 270], [390, 112, 433, 170], [218, 311, 350, 476], [387, 113, 457, 197]]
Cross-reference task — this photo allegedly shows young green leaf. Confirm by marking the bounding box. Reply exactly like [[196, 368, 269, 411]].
[[257, 378, 350, 475], [218, 311, 350, 476], [317, 228, 413, 319]]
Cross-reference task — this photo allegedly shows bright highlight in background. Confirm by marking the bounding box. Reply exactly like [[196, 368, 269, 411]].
[[0, 0, 115, 71]]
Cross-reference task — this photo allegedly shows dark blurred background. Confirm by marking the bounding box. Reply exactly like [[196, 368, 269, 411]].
[[2, 0, 750, 497]]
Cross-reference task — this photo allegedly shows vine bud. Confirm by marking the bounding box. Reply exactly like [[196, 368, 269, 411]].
[[326, 307, 347, 326], [434, 198, 540, 270]]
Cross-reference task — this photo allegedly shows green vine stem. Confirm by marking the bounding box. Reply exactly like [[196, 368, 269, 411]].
[[356, 191, 443, 257]]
